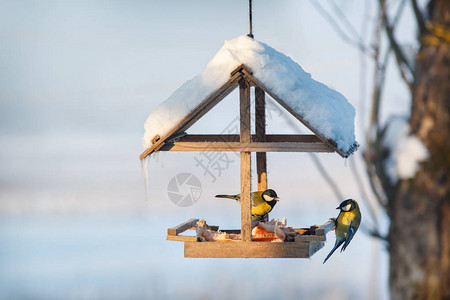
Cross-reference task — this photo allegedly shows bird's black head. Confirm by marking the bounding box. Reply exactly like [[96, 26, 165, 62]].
[[337, 199, 357, 212], [262, 189, 279, 203]]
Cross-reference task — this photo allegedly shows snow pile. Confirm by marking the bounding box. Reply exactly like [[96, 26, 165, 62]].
[[382, 116, 429, 183], [143, 35, 358, 155]]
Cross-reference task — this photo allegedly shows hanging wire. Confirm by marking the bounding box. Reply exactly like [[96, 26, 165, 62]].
[[248, 0, 254, 38]]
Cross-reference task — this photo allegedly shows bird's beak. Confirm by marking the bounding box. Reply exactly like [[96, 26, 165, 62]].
[[336, 206, 340, 209], [274, 197, 280, 201]]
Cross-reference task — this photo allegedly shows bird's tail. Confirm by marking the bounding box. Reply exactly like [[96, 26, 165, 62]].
[[215, 194, 238, 201], [323, 240, 344, 264]]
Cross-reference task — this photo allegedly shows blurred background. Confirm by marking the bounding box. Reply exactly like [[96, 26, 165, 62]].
[[0, 1, 419, 299]]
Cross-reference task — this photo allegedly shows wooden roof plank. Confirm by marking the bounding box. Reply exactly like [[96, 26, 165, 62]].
[[239, 68, 348, 158], [139, 72, 242, 159], [140, 63, 357, 159], [230, 63, 253, 77], [160, 141, 333, 153], [176, 134, 323, 143]]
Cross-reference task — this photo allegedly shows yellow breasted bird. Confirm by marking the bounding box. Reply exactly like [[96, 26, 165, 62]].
[[323, 199, 361, 264], [215, 189, 279, 220]]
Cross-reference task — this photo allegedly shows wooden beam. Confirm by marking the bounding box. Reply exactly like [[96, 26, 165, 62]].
[[139, 72, 242, 160], [174, 134, 322, 143], [294, 235, 326, 242], [240, 79, 251, 143], [167, 218, 199, 236], [159, 141, 333, 152], [315, 219, 336, 236], [239, 77, 252, 243], [255, 86, 267, 191], [241, 152, 252, 242], [184, 240, 310, 258], [240, 68, 348, 158], [309, 241, 326, 257], [230, 64, 253, 77], [167, 235, 197, 242]]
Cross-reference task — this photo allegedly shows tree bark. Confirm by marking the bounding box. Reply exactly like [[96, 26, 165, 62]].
[[388, 1, 450, 299]]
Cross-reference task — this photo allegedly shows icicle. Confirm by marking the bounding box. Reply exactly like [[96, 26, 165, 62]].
[[152, 152, 165, 168], [141, 157, 150, 201], [161, 152, 165, 168]]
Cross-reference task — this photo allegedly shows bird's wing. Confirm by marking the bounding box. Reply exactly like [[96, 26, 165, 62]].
[[341, 220, 356, 252], [251, 191, 264, 206]]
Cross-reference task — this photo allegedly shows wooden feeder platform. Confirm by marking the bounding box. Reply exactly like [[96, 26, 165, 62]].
[[167, 218, 335, 258], [141, 64, 355, 258]]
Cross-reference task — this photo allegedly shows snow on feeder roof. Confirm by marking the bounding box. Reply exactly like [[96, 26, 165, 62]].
[[141, 35, 358, 158], [140, 35, 360, 258]]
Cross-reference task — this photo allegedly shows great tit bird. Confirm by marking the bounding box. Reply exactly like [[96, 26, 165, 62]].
[[323, 199, 361, 264], [215, 189, 279, 220]]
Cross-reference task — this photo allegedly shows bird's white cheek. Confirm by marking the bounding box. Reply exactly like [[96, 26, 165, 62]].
[[343, 203, 352, 211]]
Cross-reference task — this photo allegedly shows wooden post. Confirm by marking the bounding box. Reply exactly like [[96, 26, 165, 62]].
[[239, 78, 252, 242], [255, 86, 267, 191]]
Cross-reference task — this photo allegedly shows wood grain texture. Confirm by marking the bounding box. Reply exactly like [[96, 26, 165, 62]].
[[160, 141, 333, 152], [167, 218, 199, 236], [173, 134, 322, 143], [239, 78, 252, 243], [230, 64, 253, 76], [240, 68, 347, 158], [309, 241, 326, 257], [167, 235, 197, 242], [295, 235, 326, 242], [184, 240, 310, 258], [315, 219, 336, 236], [139, 72, 241, 159], [239, 78, 251, 143], [140, 63, 355, 159], [255, 86, 267, 191], [240, 152, 252, 242]]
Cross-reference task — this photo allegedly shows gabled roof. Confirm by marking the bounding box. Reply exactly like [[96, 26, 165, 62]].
[[141, 36, 359, 159]]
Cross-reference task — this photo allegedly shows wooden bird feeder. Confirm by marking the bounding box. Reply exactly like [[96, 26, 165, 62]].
[[140, 64, 356, 258]]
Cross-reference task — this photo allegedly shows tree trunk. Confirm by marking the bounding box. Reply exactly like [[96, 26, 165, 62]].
[[388, 1, 450, 299]]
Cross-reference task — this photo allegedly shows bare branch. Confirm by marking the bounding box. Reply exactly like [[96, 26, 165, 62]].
[[364, 13, 389, 208], [349, 157, 380, 227], [379, 0, 414, 92], [326, 0, 367, 49], [356, 0, 371, 133], [275, 101, 346, 203], [309, 0, 373, 56], [411, 0, 426, 35], [361, 223, 388, 241], [308, 153, 344, 201]]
